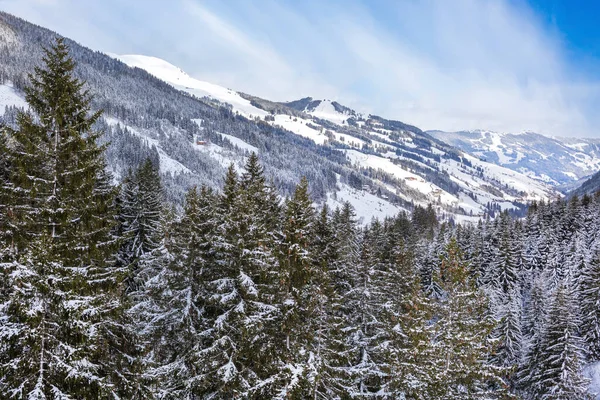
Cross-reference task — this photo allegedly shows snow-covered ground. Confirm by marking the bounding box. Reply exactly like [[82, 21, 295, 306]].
[[327, 181, 406, 224], [0, 82, 28, 114], [307, 100, 352, 125], [111, 54, 268, 119], [273, 114, 327, 145], [584, 362, 600, 399]]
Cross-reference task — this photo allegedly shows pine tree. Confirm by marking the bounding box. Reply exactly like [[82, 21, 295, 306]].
[[428, 239, 511, 399], [492, 215, 521, 297], [273, 176, 323, 398], [190, 160, 280, 398], [0, 38, 130, 398], [339, 218, 400, 397], [518, 276, 549, 398], [0, 128, 13, 260], [114, 158, 165, 398], [119, 158, 164, 293], [579, 247, 600, 361], [490, 287, 523, 388], [148, 185, 220, 398], [331, 201, 361, 297], [489, 217, 523, 384], [308, 204, 353, 399], [530, 284, 592, 400], [384, 241, 435, 399]]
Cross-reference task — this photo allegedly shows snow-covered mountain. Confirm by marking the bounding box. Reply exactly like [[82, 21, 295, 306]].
[[110, 54, 269, 120], [0, 12, 560, 223], [429, 129, 600, 188], [283, 97, 360, 125], [113, 54, 559, 217]]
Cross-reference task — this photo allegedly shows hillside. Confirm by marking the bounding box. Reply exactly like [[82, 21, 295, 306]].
[[430, 129, 600, 187], [0, 12, 559, 222]]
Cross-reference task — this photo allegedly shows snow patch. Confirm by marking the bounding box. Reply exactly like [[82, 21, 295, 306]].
[[308, 100, 351, 125], [273, 115, 327, 144], [219, 133, 258, 154], [0, 83, 28, 114], [327, 182, 406, 225], [584, 362, 600, 399]]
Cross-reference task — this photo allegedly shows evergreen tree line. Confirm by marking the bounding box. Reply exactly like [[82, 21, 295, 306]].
[[1, 39, 598, 400], [450, 194, 600, 400]]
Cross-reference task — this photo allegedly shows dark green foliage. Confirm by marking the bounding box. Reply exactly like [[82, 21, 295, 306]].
[[524, 285, 592, 400], [0, 38, 129, 399], [4, 38, 600, 400]]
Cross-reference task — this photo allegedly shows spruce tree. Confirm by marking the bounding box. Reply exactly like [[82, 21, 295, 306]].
[[530, 284, 592, 400], [273, 176, 321, 398], [119, 158, 163, 293], [0, 128, 13, 260], [197, 160, 280, 398], [335, 219, 397, 397], [518, 276, 550, 398], [579, 248, 600, 361], [151, 185, 219, 398], [0, 38, 129, 398], [308, 204, 353, 399], [384, 241, 435, 399], [428, 239, 511, 399]]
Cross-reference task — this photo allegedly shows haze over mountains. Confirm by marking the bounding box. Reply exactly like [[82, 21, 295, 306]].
[[1, 12, 598, 224]]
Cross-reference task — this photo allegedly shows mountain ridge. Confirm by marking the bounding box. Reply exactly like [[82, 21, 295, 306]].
[[429, 129, 600, 188], [0, 12, 561, 222]]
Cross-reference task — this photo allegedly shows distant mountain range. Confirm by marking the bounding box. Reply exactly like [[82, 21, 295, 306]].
[[429, 129, 600, 189], [3, 12, 597, 222]]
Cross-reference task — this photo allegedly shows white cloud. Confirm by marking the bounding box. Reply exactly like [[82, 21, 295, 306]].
[[1, 0, 599, 136]]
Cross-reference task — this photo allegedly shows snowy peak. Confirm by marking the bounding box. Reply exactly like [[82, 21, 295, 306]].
[[283, 97, 358, 125], [111, 54, 268, 119]]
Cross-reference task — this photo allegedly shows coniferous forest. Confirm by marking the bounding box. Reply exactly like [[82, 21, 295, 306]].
[[2, 40, 600, 400]]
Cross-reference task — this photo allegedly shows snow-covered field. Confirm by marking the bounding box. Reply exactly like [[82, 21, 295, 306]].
[[585, 362, 600, 399], [327, 181, 406, 224], [273, 114, 327, 145], [0, 82, 27, 114], [307, 100, 352, 125]]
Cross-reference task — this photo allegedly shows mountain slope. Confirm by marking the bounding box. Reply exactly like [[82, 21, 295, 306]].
[[121, 53, 556, 216], [569, 169, 600, 198], [0, 12, 559, 222], [430, 129, 600, 187]]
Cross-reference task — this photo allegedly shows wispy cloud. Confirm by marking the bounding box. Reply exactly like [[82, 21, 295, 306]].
[[1, 0, 599, 136]]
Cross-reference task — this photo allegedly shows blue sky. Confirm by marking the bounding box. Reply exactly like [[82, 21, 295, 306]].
[[2, 0, 600, 136]]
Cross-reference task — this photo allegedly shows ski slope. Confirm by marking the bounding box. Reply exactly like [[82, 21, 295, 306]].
[[111, 54, 268, 119]]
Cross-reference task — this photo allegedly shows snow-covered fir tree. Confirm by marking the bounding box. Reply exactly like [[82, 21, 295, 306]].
[[4, 35, 600, 399], [527, 284, 592, 399], [427, 239, 512, 399], [0, 38, 131, 399]]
